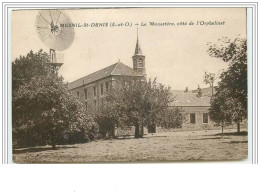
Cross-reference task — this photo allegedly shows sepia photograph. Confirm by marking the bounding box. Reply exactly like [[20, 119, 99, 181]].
[[11, 8, 248, 163]]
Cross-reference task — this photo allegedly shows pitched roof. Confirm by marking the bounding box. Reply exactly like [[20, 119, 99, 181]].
[[191, 86, 217, 96], [68, 61, 143, 90], [170, 90, 212, 107]]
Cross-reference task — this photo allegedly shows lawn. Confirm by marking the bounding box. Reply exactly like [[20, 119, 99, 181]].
[[13, 129, 248, 163]]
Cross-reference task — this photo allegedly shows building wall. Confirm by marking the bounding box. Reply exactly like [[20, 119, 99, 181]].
[[70, 75, 145, 112], [70, 77, 113, 111], [178, 106, 215, 130]]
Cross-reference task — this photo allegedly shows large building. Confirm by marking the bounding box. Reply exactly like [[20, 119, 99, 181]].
[[68, 35, 146, 111], [68, 35, 215, 132]]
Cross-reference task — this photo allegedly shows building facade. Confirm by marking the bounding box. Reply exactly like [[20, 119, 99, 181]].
[[68, 36, 146, 112], [170, 88, 215, 130], [69, 35, 217, 132]]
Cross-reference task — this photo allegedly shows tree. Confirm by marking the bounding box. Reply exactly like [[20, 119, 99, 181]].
[[203, 72, 216, 96], [94, 98, 120, 138], [158, 107, 183, 129], [209, 89, 232, 136], [207, 37, 247, 132], [102, 78, 182, 138], [12, 50, 50, 91], [13, 73, 97, 149], [12, 50, 97, 149]]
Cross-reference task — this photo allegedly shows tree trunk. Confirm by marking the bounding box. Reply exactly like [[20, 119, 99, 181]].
[[102, 130, 106, 138], [237, 122, 240, 133], [134, 123, 140, 138], [112, 126, 117, 138], [51, 141, 56, 150], [139, 123, 144, 138], [221, 121, 224, 138], [50, 130, 56, 150]]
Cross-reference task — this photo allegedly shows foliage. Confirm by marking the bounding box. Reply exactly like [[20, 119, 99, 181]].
[[158, 107, 183, 129], [12, 49, 50, 91], [12, 50, 97, 148], [144, 78, 178, 129], [209, 89, 232, 129], [94, 99, 120, 138], [207, 37, 247, 132], [13, 74, 97, 148], [98, 78, 182, 138], [203, 71, 217, 96]]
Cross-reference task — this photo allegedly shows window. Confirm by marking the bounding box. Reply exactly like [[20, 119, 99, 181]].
[[203, 113, 209, 124], [84, 88, 88, 99], [100, 83, 104, 95], [85, 102, 88, 110], [190, 113, 196, 124], [77, 91, 80, 97], [138, 58, 143, 67], [105, 82, 109, 91], [93, 86, 96, 97]]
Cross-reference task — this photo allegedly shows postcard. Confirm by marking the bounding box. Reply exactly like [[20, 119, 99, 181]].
[[11, 8, 248, 163]]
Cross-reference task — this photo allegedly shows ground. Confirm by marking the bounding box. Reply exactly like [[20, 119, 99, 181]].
[[13, 129, 248, 163]]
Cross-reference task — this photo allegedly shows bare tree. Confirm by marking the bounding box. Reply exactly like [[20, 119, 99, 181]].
[[203, 72, 217, 96]]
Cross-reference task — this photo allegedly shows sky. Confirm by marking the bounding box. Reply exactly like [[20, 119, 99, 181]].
[[12, 8, 247, 90]]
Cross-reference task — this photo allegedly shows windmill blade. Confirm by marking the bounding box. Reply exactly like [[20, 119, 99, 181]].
[[35, 9, 75, 51]]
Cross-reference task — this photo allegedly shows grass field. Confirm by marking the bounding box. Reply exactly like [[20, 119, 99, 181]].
[[13, 129, 248, 163]]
